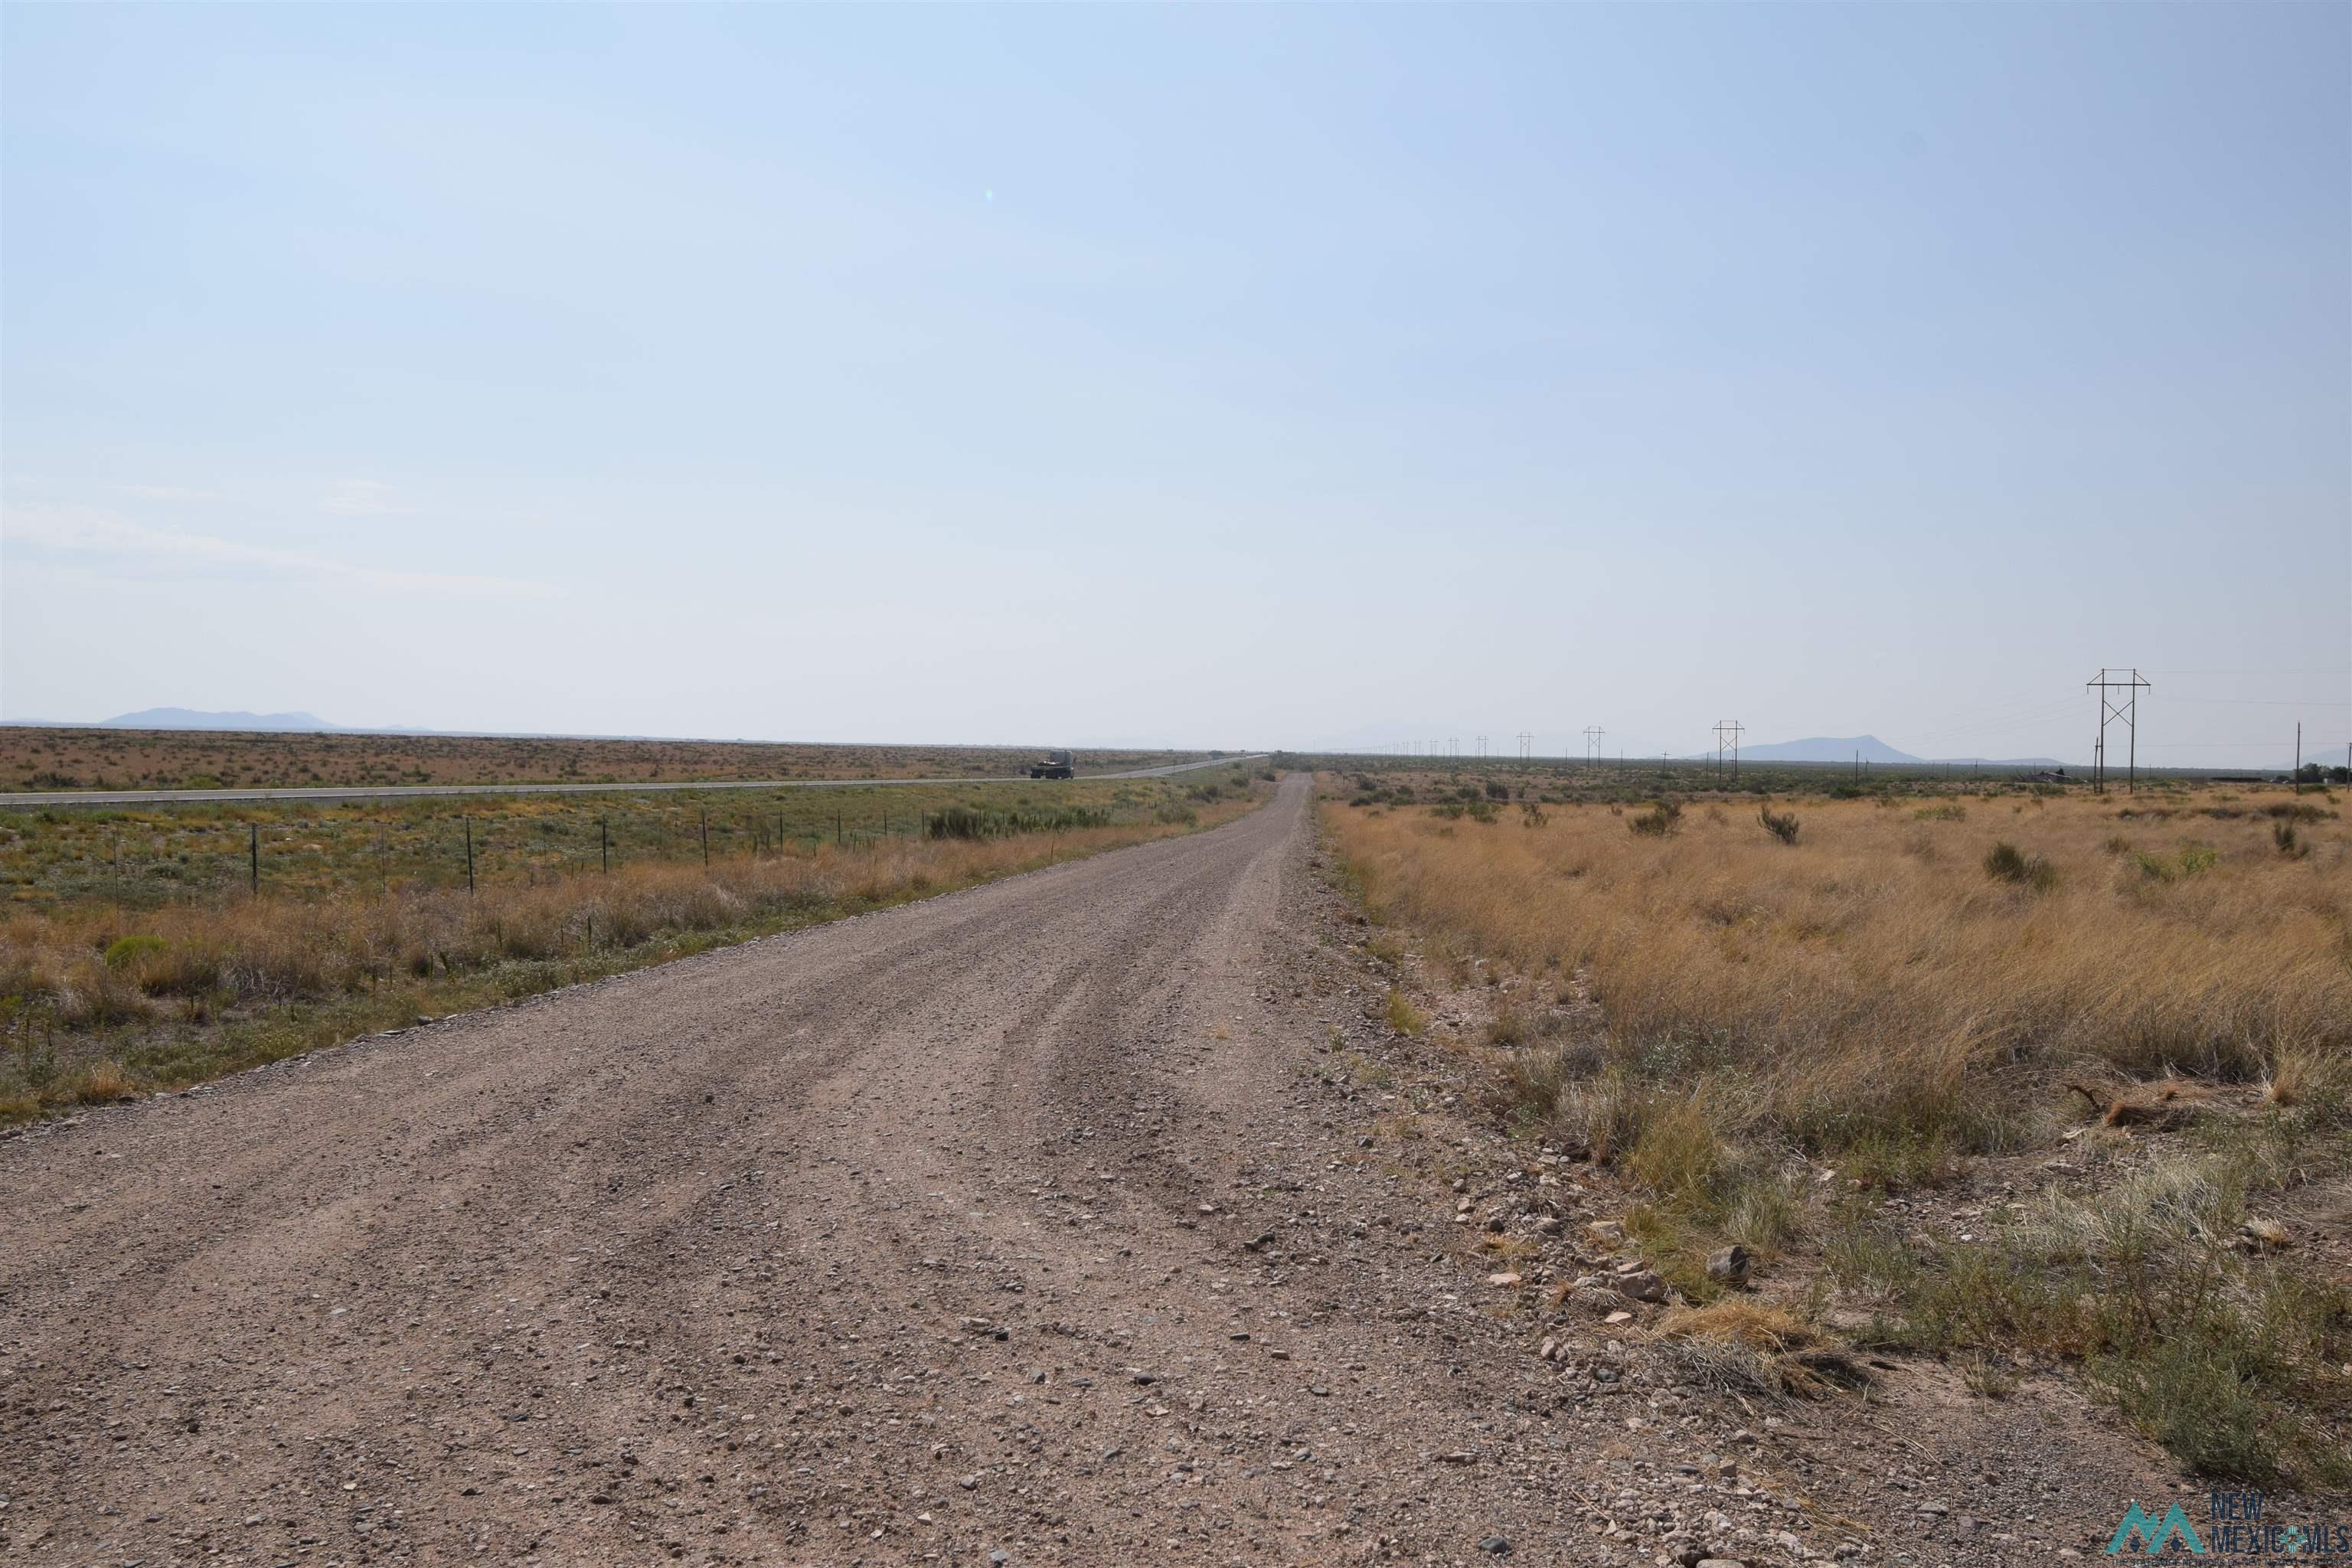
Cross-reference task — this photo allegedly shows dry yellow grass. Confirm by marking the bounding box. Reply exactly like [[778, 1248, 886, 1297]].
[[1329, 784, 2350, 1142], [1327, 774, 2352, 1481]]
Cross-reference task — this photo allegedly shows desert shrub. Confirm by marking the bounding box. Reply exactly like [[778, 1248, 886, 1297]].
[[103, 934, 167, 969], [1482, 1008, 1529, 1047], [1502, 1047, 1575, 1129], [2138, 842, 2220, 882], [1628, 801, 1683, 838], [2273, 822, 2306, 859], [1484, 779, 1509, 802], [1553, 1064, 1674, 1165], [1383, 988, 1427, 1036], [1983, 841, 2056, 890], [1913, 803, 1967, 822], [1757, 805, 1801, 845], [1627, 1093, 1729, 1208]]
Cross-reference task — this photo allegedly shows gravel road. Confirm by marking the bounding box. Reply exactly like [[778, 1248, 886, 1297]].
[[0, 775, 1579, 1566]]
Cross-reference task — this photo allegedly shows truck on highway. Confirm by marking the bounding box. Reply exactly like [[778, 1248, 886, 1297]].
[[1029, 749, 1075, 779]]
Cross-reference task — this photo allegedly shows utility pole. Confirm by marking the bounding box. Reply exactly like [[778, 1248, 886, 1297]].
[[2086, 668, 2151, 794], [1517, 732, 1532, 762], [1713, 720, 1744, 785], [465, 816, 475, 893], [600, 816, 609, 874], [2294, 723, 2301, 792]]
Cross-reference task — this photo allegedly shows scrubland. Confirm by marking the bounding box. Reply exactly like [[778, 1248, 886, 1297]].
[[2, 725, 1209, 792], [1, 766, 1275, 1123], [1324, 772, 2352, 1485]]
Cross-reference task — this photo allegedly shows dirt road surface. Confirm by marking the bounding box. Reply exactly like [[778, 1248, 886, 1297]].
[[0, 776, 2222, 1566], [1, 776, 1533, 1565]]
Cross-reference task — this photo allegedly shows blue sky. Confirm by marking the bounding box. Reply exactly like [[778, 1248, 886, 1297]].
[[4, 4, 2345, 763]]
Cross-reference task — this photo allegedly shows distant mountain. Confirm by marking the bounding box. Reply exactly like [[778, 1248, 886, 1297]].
[[1694, 735, 2068, 768], [1926, 753, 2069, 769], [99, 708, 337, 731], [1730, 734, 1920, 764]]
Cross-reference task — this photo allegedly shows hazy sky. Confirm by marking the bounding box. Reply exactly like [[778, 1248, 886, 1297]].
[[5, 4, 2346, 763]]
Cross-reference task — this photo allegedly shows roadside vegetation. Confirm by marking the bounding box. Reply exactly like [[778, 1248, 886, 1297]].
[[0, 766, 1276, 1125], [1321, 767, 2351, 1487], [2, 726, 1222, 793]]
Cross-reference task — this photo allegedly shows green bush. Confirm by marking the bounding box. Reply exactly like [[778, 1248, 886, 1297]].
[[2137, 842, 2220, 882], [103, 934, 168, 970]]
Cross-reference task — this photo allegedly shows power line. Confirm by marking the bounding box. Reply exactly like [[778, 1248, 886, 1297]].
[[1713, 719, 1743, 783], [2153, 695, 2349, 707], [2086, 668, 2150, 794]]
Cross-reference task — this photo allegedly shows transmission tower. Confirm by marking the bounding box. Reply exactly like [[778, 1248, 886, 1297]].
[[2085, 668, 2151, 794], [1516, 732, 1532, 761], [1583, 726, 1605, 768], [1713, 719, 1744, 783]]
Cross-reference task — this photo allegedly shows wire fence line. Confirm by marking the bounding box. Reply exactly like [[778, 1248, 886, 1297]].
[[1, 782, 1204, 915]]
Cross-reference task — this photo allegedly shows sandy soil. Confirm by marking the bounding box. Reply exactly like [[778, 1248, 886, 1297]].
[[0, 777, 2260, 1566]]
